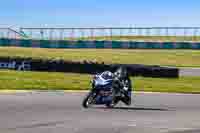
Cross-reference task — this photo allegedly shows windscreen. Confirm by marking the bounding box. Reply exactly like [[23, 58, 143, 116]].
[[101, 71, 113, 80]]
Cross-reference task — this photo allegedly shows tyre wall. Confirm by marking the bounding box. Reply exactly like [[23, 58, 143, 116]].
[[0, 57, 179, 78]]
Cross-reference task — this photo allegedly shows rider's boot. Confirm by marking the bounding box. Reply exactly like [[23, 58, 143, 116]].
[[121, 90, 131, 106]]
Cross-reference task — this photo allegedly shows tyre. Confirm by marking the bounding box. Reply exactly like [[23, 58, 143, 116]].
[[105, 99, 118, 108], [82, 91, 95, 108]]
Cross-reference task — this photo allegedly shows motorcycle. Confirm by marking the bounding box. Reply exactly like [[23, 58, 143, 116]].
[[82, 71, 132, 108]]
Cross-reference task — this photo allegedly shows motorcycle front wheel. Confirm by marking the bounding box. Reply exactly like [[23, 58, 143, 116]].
[[82, 91, 96, 108]]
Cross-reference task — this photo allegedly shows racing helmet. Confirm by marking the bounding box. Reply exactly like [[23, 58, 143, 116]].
[[101, 71, 114, 80]]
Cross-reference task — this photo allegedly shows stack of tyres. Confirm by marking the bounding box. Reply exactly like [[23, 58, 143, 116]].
[[0, 57, 179, 78]]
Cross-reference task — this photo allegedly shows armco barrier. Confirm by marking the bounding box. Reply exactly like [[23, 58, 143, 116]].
[[0, 39, 200, 49], [0, 57, 179, 78]]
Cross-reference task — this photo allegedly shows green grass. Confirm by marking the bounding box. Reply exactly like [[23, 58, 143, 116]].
[[77, 35, 200, 42], [0, 47, 200, 67], [0, 70, 200, 94]]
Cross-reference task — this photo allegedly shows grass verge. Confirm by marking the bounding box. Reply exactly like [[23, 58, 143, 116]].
[[0, 47, 200, 67], [0, 70, 199, 94]]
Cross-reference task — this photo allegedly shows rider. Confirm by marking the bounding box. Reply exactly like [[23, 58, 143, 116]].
[[113, 66, 132, 105], [99, 66, 132, 105]]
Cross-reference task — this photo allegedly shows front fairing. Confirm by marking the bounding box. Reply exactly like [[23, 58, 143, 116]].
[[90, 74, 114, 105], [93, 76, 113, 91]]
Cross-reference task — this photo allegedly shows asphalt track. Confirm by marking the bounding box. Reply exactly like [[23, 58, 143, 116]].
[[180, 68, 200, 77], [0, 92, 200, 133]]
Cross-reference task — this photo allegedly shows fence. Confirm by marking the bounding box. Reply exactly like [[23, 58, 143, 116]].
[[1, 27, 200, 49], [0, 28, 24, 39], [20, 27, 200, 42]]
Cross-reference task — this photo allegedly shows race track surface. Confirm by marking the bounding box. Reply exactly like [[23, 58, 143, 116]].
[[0, 92, 200, 133], [180, 68, 200, 77]]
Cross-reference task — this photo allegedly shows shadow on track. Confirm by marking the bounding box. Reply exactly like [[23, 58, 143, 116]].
[[92, 106, 169, 111], [168, 129, 200, 133]]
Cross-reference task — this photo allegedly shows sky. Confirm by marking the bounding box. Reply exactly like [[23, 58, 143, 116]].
[[0, 0, 200, 28]]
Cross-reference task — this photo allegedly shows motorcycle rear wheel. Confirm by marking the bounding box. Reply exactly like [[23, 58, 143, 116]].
[[105, 89, 118, 108], [106, 99, 118, 108]]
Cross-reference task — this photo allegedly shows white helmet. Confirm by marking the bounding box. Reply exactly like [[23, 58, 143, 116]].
[[101, 71, 113, 80]]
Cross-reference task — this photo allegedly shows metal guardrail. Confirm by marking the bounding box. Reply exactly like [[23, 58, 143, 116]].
[[20, 27, 200, 42]]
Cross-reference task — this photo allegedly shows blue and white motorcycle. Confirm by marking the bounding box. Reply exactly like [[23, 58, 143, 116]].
[[82, 70, 132, 108]]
